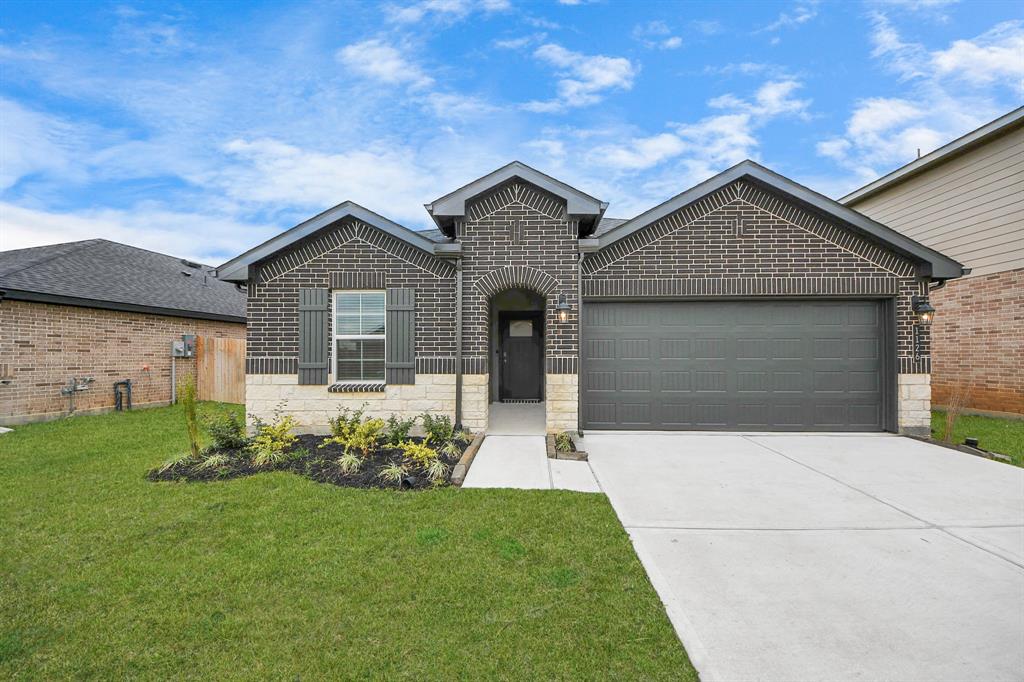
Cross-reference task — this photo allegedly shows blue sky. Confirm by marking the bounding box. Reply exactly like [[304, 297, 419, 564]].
[[1, 0, 1021, 263]]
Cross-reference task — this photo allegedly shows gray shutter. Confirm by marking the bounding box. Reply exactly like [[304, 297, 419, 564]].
[[386, 288, 416, 385], [297, 288, 329, 385]]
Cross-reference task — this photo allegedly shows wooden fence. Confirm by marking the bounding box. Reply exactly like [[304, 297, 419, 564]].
[[197, 336, 246, 404]]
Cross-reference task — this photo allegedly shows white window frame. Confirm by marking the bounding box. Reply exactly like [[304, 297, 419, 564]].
[[333, 290, 386, 383]]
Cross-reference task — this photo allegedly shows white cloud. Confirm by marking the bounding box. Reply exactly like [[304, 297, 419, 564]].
[[385, 0, 508, 24], [336, 39, 434, 89], [632, 21, 683, 49], [757, 1, 819, 34], [932, 21, 1024, 85], [692, 20, 722, 36], [709, 79, 810, 117], [493, 33, 546, 50], [522, 43, 637, 112], [591, 133, 687, 170], [819, 15, 1021, 184], [0, 99, 93, 189]]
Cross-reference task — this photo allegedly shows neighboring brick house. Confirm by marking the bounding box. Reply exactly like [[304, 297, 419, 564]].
[[0, 239, 247, 425], [219, 160, 963, 436], [843, 107, 1023, 416]]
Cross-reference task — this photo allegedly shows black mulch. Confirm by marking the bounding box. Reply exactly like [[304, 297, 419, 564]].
[[147, 435, 468, 490]]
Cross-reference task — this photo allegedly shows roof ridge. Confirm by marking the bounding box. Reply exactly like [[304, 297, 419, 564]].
[[89, 238, 216, 269], [0, 239, 103, 280]]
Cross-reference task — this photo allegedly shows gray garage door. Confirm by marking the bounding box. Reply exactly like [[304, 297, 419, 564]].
[[581, 300, 886, 431]]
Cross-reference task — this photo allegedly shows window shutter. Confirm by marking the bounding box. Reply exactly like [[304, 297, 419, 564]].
[[385, 288, 416, 385], [297, 288, 329, 385]]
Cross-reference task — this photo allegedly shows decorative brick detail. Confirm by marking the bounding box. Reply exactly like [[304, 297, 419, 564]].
[[583, 276, 901, 298], [246, 357, 298, 374], [466, 181, 566, 222], [329, 382, 385, 393], [461, 356, 488, 374], [546, 356, 578, 374], [929, 268, 1024, 414], [473, 265, 560, 298], [0, 299, 245, 425], [329, 270, 386, 289], [415, 356, 456, 374]]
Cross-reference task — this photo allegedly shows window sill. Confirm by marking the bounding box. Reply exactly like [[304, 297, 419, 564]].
[[328, 382, 386, 394]]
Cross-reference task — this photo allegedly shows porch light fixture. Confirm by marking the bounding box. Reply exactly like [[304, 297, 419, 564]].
[[556, 294, 571, 323], [911, 296, 935, 324], [911, 296, 935, 361]]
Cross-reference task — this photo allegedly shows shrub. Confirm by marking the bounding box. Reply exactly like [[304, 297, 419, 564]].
[[399, 440, 440, 469], [179, 373, 201, 459], [328, 404, 366, 438], [420, 413, 455, 445], [323, 418, 385, 457], [195, 452, 230, 471], [337, 451, 362, 475], [205, 411, 249, 450], [555, 431, 575, 453], [424, 457, 450, 482], [377, 462, 407, 485], [383, 415, 417, 447], [249, 409, 298, 468]]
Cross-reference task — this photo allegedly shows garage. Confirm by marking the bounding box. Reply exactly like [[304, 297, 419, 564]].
[[581, 300, 890, 432]]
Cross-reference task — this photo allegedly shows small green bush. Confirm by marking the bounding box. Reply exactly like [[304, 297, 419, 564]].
[[323, 417, 384, 457], [205, 411, 249, 450], [377, 462, 407, 485], [383, 415, 417, 447], [249, 409, 299, 468], [328, 404, 366, 438], [554, 432, 575, 453], [420, 413, 455, 445], [399, 440, 440, 468]]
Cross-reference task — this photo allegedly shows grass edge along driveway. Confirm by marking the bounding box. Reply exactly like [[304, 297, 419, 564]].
[[0, 404, 696, 680]]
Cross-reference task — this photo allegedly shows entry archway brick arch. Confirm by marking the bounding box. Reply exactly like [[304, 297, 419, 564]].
[[472, 265, 559, 299]]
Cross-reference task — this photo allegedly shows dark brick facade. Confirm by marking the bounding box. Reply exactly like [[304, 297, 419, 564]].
[[582, 180, 930, 374], [245, 177, 934, 388], [246, 219, 456, 372]]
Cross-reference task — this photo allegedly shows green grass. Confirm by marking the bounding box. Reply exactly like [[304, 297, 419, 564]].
[[931, 410, 1024, 467], [0, 404, 695, 680]]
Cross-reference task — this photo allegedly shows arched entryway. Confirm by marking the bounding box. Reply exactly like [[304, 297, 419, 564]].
[[489, 289, 545, 403]]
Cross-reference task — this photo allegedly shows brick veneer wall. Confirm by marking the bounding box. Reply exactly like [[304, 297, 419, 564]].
[[930, 268, 1023, 414], [583, 180, 929, 375], [246, 218, 457, 374], [0, 299, 244, 425]]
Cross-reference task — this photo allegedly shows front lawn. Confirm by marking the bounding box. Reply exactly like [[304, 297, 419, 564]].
[[931, 410, 1024, 467], [0, 404, 695, 680]]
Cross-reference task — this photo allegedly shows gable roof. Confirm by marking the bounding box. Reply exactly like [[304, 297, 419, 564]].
[[841, 106, 1024, 206], [424, 161, 608, 237], [217, 201, 458, 283], [583, 160, 965, 280], [0, 239, 246, 322]]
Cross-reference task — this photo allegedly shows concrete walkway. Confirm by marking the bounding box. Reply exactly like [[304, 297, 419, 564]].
[[585, 433, 1024, 682], [461, 435, 600, 492]]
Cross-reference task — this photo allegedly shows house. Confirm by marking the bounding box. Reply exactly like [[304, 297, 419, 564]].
[[842, 107, 1023, 416], [0, 239, 247, 425], [218, 160, 964, 436]]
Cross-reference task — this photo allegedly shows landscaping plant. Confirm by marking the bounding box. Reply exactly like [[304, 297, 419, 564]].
[[555, 431, 575, 453], [179, 373, 201, 459], [383, 414, 417, 447], [205, 410, 249, 450], [248, 408, 299, 468], [328, 404, 366, 439], [377, 461, 407, 485], [941, 381, 974, 443]]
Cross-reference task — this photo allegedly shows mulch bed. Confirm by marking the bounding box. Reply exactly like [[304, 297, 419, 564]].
[[147, 435, 468, 490]]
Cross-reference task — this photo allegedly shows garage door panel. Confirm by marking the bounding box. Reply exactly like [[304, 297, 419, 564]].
[[582, 300, 885, 432]]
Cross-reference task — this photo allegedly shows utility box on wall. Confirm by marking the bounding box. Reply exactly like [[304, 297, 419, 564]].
[[171, 334, 197, 358]]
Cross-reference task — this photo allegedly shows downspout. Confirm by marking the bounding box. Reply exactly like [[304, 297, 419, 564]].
[[577, 251, 585, 438], [454, 258, 463, 431]]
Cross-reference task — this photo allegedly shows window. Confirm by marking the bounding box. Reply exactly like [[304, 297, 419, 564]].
[[334, 291, 385, 382]]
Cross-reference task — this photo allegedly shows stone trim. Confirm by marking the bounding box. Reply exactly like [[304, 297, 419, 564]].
[[546, 356, 578, 374], [585, 180, 915, 277], [466, 181, 566, 222], [328, 382, 386, 393], [259, 219, 454, 283], [246, 357, 298, 374], [330, 270, 386, 289], [582, 276, 901, 298], [473, 265, 560, 298]]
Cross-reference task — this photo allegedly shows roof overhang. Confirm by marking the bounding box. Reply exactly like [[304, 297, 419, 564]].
[[0, 288, 246, 323], [424, 161, 608, 238], [590, 160, 965, 281], [842, 107, 1024, 206], [217, 201, 458, 283]]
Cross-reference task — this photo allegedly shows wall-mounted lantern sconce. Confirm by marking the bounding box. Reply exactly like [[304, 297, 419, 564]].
[[911, 295, 935, 360], [556, 294, 571, 323], [911, 295, 935, 325]]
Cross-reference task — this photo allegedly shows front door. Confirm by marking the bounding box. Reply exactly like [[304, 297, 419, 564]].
[[499, 312, 543, 401]]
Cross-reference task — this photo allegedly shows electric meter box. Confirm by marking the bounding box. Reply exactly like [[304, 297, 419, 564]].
[[171, 335, 197, 358]]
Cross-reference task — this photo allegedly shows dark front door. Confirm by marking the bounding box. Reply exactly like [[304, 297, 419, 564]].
[[499, 312, 543, 401]]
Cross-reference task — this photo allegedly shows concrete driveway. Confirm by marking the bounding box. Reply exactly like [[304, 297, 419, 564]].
[[585, 433, 1024, 682]]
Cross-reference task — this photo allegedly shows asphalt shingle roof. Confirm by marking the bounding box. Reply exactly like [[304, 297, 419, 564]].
[[592, 217, 629, 237], [0, 239, 247, 321]]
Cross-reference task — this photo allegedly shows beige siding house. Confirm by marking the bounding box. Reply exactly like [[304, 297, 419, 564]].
[[843, 107, 1024, 415]]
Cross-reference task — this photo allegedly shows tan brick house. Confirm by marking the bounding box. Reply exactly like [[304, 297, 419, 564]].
[[0, 239, 246, 425], [843, 107, 1023, 416], [220, 160, 964, 436]]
